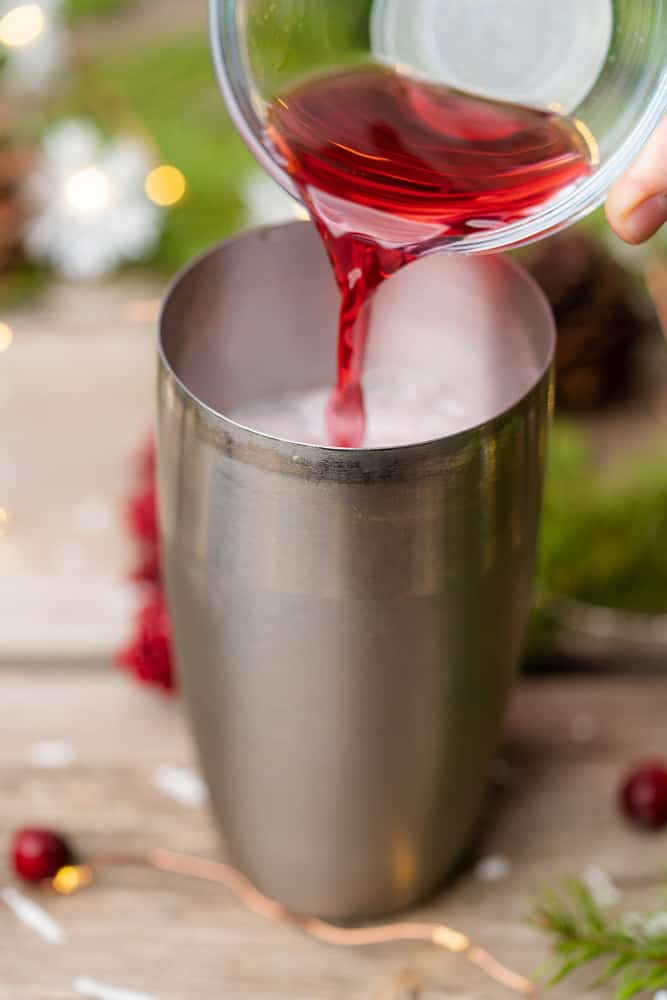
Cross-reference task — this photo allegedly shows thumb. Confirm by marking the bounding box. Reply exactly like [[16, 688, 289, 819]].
[[606, 115, 667, 244]]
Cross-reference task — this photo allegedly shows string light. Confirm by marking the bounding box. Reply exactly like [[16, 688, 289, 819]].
[[0, 322, 13, 353], [51, 865, 93, 895], [9, 828, 532, 995], [64, 166, 114, 216], [147, 849, 536, 996], [0, 3, 45, 48], [144, 165, 186, 207]]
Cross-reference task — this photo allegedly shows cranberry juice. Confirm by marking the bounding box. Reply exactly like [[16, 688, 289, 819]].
[[267, 65, 594, 446]]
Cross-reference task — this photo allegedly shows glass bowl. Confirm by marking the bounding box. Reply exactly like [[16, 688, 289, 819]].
[[211, 0, 667, 253]]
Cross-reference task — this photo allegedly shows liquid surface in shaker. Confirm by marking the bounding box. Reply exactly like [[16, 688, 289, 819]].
[[229, 371, 477, 448], [267, 64, 595, 447]]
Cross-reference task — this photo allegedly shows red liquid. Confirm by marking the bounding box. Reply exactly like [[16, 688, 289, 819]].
[[267, 65, 594, 446]]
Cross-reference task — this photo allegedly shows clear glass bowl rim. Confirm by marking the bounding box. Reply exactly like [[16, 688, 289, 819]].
[[209, 0, 667, 254]]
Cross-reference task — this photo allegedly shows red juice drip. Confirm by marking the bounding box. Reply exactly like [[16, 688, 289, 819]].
[[267, 64, 594, 447]]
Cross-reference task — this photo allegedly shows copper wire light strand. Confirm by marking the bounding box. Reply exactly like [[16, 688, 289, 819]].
[[148, 849, 536, 997]]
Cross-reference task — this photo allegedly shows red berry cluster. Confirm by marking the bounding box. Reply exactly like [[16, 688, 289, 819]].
[[115, 437, 175, 693]]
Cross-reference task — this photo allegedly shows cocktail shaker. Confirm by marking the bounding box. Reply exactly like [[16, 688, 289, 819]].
[[157, 221, 554, 920]]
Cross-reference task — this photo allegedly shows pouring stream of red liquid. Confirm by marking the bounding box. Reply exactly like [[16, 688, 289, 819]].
[[268, 65, 594, 446]]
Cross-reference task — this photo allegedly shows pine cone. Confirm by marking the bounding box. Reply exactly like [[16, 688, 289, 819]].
[[0, 103, 34, 272], [526, 231, 647, 411]]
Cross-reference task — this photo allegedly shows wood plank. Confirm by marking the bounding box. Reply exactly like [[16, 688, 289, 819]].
[[1, 669, 665, 999]]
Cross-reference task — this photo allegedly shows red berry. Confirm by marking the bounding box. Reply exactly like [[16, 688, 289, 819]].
[[621, 762, 667, 829], [116, 592, 175, 692], [126, 485, 158, 545], [130, 543, 161, 585], [11, 828, 72, 883]]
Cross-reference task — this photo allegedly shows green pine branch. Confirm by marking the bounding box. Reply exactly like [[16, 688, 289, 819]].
[[533, 879, 667, 999]]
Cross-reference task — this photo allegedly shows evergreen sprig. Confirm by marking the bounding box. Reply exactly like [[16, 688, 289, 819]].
[[534, 879, 667, 999]]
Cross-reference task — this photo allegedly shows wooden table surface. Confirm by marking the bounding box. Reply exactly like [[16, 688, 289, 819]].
[[1, 280, 156, 661], [2, 668, 666, 1000]]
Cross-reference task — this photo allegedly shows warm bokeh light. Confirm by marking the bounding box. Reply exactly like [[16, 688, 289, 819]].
[[64, 167, 113, 215], [145, 165, 187, 207], [574, 118, 600, 167], [432, 926, 470, 953], [0, 322, 13, 353], [0, 508, 9, 538], [0, 3, 45, 48], [52, 865, 93, 895]]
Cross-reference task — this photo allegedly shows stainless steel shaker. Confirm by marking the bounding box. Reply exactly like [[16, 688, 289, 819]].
[[158, 221, 554, 921]]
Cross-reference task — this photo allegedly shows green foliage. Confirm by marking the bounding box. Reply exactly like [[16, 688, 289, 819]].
[[64, 0, 131, 19], [63, 33, 255, 272], [245, 0, 374, 97], [0, 265, 49, 311], [534, 879, 667, 999], [539, 423, 667, 614]]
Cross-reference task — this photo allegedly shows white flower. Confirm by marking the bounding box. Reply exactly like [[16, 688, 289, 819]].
[[243, 171, 306, 229], [1, 0, 68, 96], [24, 119, 164, 281]]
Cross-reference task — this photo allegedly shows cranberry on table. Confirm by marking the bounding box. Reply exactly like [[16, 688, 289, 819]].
[[620, 762, 667, 830], [11, 828, 72, 883]]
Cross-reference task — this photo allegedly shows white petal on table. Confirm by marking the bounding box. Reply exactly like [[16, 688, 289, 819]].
[[644, 911, 667, 937], [474, 855, 512, 883], [152, 764, 208, 809], [28, 739, 77, 769], [582, 864, 622, 908], [622, 911, 646, 935], [74, 978, 156, 1000], [1, 888, 66, 944]]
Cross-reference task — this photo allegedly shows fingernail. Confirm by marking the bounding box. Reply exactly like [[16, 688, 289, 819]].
[[623, 192, 667, 244]]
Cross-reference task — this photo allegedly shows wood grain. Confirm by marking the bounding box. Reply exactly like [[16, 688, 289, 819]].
[[1, 669, 665, 999]]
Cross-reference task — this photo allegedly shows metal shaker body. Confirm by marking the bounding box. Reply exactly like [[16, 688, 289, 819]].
[[158, 222, 554, 921]]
